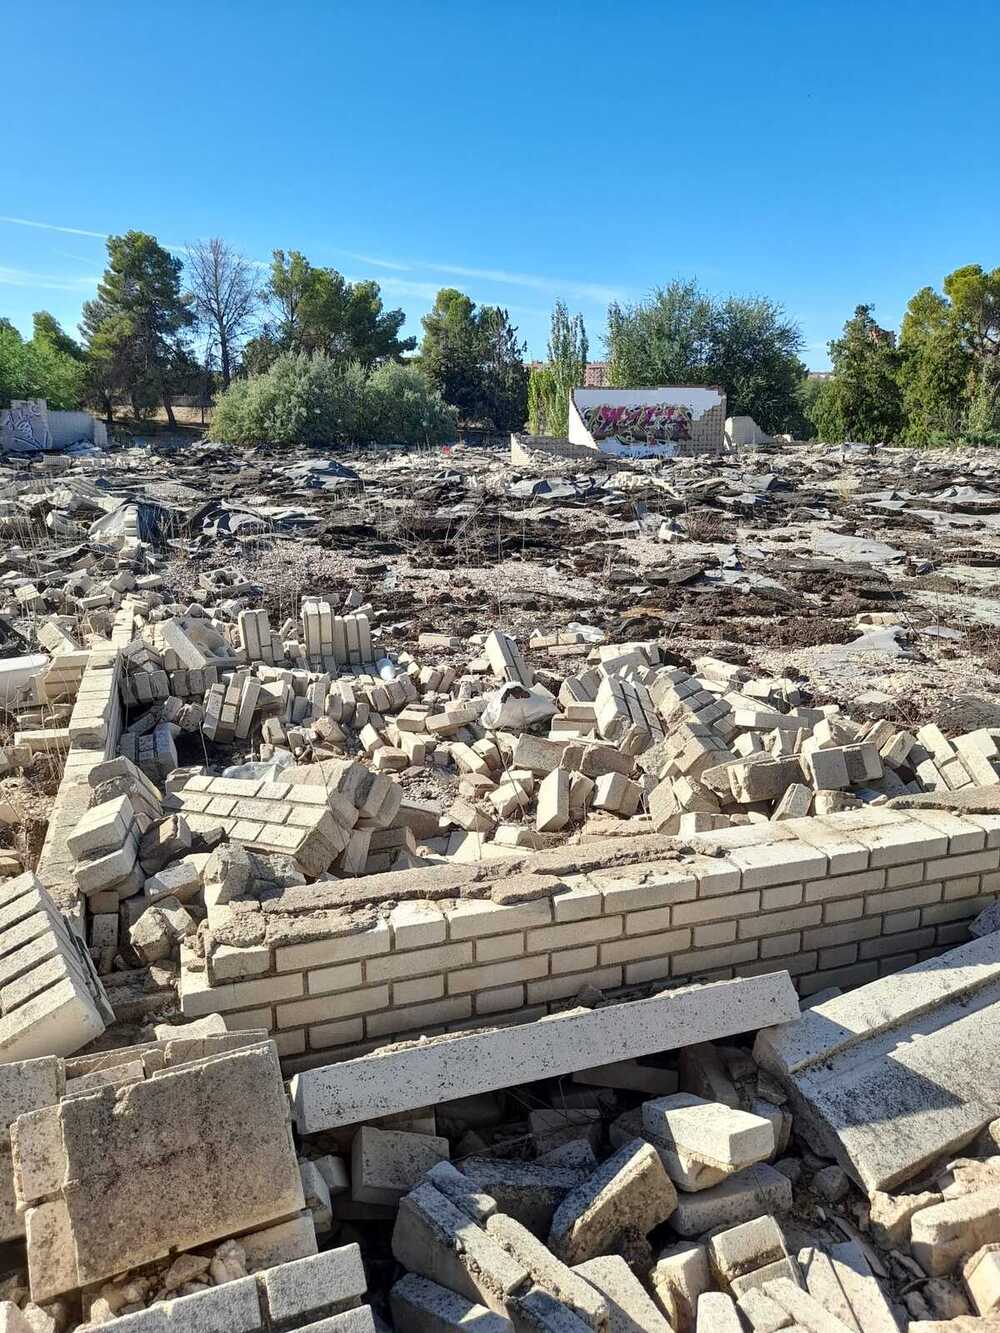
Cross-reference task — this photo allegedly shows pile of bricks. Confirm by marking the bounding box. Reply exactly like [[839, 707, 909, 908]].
[[0, 1027, 376, 1331], [0, 872, 111, 1062]]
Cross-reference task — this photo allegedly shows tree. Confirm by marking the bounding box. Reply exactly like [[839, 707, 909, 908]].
[[707, 296, 805, 431], [185, 238, 260, 388], [816, 305, 904, 443], [263, 250, 414, 368], [789, 375, 827, 440], [899, 287, 971, 441], [528, 365, 557, 434], [420, 289, 485, 422], [365, 361, 458, 446], [479, 306, 528, 432], [0, 319, 86, 411], [537, 302, 588, 436], [211, 351, 455, 448], [81, 231, 195, 425], [605, 281, 805, 431], [606, 280, 714, 387], [941, 265, 1000, 437], [421, 289, 527, 430], [32, 311, 83, 361], [268, 249, 316, 347]]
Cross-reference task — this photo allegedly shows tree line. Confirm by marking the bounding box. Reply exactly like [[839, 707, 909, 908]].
[[0, 228, 997, 447]]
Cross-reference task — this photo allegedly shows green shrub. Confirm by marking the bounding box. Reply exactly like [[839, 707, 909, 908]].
[[212, 352, 456, 447], [365, 361, 457, 446]]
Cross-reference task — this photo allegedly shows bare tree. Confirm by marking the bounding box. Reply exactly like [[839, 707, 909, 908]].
[[185, 238, 260, 388]]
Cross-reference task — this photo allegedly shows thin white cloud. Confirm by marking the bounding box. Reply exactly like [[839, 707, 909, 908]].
[[0, 266, 99, 292], [422, 261, 622, 306], [52, 249, 104, 266], [0, 215, 107, 239], [342, 251, 412, 272], [336, 249, 623, 305], [366, 276, 453, 301]]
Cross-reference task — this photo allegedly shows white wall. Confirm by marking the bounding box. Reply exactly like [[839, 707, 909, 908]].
[[569, 386, 724, 457], [49, 411, 98, 447]]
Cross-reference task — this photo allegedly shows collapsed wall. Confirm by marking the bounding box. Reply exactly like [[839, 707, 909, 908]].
[[179, 806, 1000, 1062]]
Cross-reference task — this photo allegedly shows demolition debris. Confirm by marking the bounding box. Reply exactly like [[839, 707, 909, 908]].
[[2, 428, 1000, 1329]]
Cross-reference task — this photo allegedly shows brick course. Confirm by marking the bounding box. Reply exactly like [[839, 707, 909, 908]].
[[178, 804, 1000, 1064]]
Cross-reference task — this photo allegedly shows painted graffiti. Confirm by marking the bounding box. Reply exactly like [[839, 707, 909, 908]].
[[0, 399, 51, 453], [581, 402, 693, 444]]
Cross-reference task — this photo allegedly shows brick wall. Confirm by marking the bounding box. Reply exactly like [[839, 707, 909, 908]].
[[35, 609, 131, 920], [681, 400, 727, 454], [182, 804, 1000, 1066]]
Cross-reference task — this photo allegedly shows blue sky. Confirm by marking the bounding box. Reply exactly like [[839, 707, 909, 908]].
[[3, 0, 998, 370]]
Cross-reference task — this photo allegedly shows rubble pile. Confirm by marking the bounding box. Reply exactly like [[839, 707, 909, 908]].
[[4, 435, 1000, 1329]]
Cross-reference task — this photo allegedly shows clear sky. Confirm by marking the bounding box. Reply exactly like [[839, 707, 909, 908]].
[[3, 0, 998, 370]]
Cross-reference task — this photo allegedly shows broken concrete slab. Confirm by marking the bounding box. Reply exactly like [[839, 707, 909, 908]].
[[754, 935, 1000, 1193], [292, 973, 800, 1132], [13, 1040, 303, 1301]]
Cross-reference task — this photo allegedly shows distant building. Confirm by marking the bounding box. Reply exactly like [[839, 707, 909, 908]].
[[527, 360, 610, 388]]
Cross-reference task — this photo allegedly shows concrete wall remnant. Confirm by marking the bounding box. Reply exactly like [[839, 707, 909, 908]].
[[569, 387, 726, 458]]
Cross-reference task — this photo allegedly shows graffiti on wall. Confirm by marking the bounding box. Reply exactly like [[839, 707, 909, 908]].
[[0, 399, 51, 453], [581, 402, 693, 444]]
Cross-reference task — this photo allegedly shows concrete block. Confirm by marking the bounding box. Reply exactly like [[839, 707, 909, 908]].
[[573, 1255, 670, 1331], [707, 1215, 790, 1290], [425, 1160, 496, 1224], [389, 1274, 511, 1333], [827, 1240, 899, 1333], [0, 875, 108, 1062], [762, 1278, 855, 1333], [351, 1125, 449, 1205], [258, 1243, 366, 1329], [650, 1243, 709, 1332], [548, 1140, 676, 1265], [694, 1292, 741, 1332], [641, 1094, 775, 1191], [669, 1164, 793, 1238], [392, 1182, 528, 1315], [736, 1288, 794, 1331], [911, 1186, 1000, 1276], [537, 770, 572, 834], [965, 1242, 1000, 1315], [506, 1286, 594, 1331], [486, 1213, 608, 1330]]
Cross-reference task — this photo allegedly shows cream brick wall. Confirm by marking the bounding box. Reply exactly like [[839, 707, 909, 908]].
[[182, 805, 1000, 1065], [35, 636, 128, 918]]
